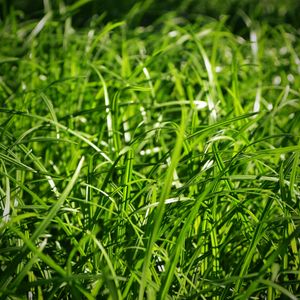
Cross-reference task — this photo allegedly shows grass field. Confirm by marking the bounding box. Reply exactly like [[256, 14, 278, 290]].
[[0, 1, 300, 299]]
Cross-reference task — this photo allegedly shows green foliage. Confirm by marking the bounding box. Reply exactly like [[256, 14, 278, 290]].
[[0, 2, 299, 299]]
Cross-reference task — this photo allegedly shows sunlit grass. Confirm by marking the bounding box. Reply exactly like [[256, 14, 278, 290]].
[[0, 2, 299, 299]]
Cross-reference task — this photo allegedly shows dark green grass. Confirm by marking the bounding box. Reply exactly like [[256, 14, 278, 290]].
[[0, 2, 300, 299]]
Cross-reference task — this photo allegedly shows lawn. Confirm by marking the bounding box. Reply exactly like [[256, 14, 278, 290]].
[[0, 0, 299, 299]]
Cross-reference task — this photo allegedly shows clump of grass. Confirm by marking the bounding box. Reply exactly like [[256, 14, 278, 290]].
[[0, 2, 299, 299]]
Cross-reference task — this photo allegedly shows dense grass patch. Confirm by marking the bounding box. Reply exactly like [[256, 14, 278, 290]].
[[0, 2, 300, 299]]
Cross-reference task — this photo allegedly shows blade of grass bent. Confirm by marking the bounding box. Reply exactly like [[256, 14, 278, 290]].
[[40, 92, 60, 139], [0, 152, 36, 173], [1, 162, 10, 224], [139, 106, 187, 300], [89, 64, 113, 147], [234, 196, 273, 294], [0, 108, 112, 163], [30, 156, 85, 242], [158, 178, 217, 299], [0, 156, 85, 291], [90, 233, 122, 300]]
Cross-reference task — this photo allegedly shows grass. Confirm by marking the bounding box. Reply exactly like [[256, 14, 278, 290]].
[[0, 2, 300, 299]]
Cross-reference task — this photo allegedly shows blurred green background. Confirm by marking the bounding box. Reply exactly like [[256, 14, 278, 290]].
[[1, 0, 300, 29]]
